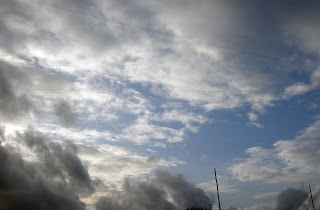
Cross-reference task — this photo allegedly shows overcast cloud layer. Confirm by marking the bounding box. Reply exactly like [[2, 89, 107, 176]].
[[1, 0, 320, 209]]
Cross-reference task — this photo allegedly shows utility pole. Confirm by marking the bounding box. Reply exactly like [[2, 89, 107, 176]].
[[309, 185, 315, 210], [214, 168, 221, 210]]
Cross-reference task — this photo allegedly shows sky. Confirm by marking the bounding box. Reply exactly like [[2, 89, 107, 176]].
[[0, 0, 320, 209]]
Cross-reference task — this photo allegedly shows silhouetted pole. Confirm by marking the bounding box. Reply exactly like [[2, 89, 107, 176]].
[[214, 168, 221, 210], [309, 185, 315, 210]]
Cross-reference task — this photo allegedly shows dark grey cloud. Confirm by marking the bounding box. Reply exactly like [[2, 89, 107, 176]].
[[275, 187, 308, 210], [0, 125, 5, 141], [96, 169, 213, 210], [147, 154, 157, 163], [17, 127, 95, 194], [0, 127, 97, 210], [96, 178, 177, 210], [0, 144, 85, 210], [0, 66, 33, 120], [96, 177, 177, 210], [245, 187, 313, 210], [299, 189, 320, 210], [0, 61, 71, 91], [0, 188, 85, 210], [0, 61, 77, 124], [54, 100, 77, 125], [96, 196, 125, 210], [155, 169, 212, 209]]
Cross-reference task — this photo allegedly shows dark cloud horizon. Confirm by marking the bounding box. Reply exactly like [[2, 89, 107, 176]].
[[96, 169, 214, 210], [275, 187, 309, 210], [0, 126, 319, 210], [0, 127, 95, 210], [0, 126, 213, 210]]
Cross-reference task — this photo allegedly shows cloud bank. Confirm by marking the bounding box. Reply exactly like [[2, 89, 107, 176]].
[[0, 127, 212, 209], [0, 127, 94, 210], [96, 169, 213, 210]]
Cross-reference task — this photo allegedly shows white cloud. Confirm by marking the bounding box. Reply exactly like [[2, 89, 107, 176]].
[[2, 0, 320, 209], [229, 120, 320, 183], [198, 178, 239, 194], [243, 202, 276, 210], [283, 69, 320, 99], [0, 0, 289, 115], [200, 153, 208, 160], [77, 144, 185, 189], [3, 0, 320, 145], [253, 192, 278, 200], [248, 122, 264, 128], [247, 112, 264, 128], [248, 112, 259, 122]]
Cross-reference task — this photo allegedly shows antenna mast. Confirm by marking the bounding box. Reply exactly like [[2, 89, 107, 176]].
[[309, 185, 315, 210], [214, 168, 221, 210]]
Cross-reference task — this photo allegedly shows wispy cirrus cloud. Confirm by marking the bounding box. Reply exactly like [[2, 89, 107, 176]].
[[253, 192, 278, 200]]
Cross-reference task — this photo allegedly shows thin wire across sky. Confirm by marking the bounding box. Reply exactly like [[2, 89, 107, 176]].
[[23, 0, 319, 70], [1, 1, 320, 96]]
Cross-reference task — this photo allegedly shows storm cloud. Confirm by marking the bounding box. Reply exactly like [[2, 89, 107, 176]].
[[155, 169, 212, 209], [299, 188, 320, 210], [0, 127, 212, 210], [275, 187, 309, 210], [96, 169, 213, 210], [96, 178, 177, 210], [245, 187, 310, 210], [0, 127, 96, 210]]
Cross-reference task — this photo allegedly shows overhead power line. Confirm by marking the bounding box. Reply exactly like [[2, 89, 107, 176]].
[[0, 15, 296, 91], [2, 16, 320, 96], [2, 88, 320, 94], [24, 0, 319, 70], [1, 15, 211, 85]]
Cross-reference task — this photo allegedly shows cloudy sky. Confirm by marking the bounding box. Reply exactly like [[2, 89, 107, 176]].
[[1, 0, 320, 209]]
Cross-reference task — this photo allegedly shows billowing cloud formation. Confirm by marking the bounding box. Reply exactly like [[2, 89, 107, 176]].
[[155, 170, 212, 208], [0, 127, 96, 210], [96, 178, 177, 210], [0, 127, 210, 209], [299, 188, 320, 210], [17, 127, 95, 193], [96, 169, 213, 210], [246, 186, 319, 210], [275, 188, 308, 210]]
